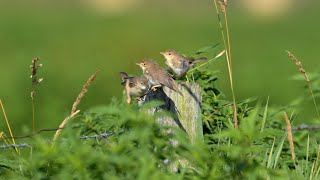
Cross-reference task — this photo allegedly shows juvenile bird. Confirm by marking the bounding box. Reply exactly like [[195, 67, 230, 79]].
[[136, 59, 183, 96], [160, 49, 207, 78], [120, 72, 150, 104]]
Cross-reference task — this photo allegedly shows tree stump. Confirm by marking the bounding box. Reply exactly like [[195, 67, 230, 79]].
[[143, 82, 203, 143]]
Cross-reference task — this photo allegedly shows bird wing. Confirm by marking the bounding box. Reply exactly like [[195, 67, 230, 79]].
[[148, 64, 183, 96], [158, 71, 183, 96]]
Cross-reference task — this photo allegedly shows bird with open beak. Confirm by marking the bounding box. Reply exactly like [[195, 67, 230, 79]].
[[160, 49, 207, 78], [136, 59, 183, 96]]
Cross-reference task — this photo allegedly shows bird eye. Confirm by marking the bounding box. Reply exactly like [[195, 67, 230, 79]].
[[143, 63, 146, 66], [168, 53, 171, 55]]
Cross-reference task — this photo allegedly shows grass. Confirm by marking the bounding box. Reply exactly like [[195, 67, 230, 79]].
[[53, 70, 99, 141], [213, 0, 238, 128], [0, 99, 19, 154], [0, 69, 319, 178], [284, 111, 295, 162], [1, 1, 320, 179], [30, 57, 43, 132], [287, 51, 320, 121]]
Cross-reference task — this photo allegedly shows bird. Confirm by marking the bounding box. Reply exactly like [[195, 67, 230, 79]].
[[120, 72, 150, 104], [136, 59, 183, 96], [160, 49, 207, 78]]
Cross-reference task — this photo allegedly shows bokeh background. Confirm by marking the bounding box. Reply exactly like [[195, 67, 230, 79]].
[[0, 0, 319, 134]]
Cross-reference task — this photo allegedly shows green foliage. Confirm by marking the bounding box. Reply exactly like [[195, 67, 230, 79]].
[[0, 91, 318, 179], [2, 60, 320, 179], [186, 68, 253, 135], [1, 48, 320, 179], [195, 43, 220, 55]]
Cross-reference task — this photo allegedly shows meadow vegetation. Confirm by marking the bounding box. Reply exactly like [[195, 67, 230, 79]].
[[1, 1, 320, 179]]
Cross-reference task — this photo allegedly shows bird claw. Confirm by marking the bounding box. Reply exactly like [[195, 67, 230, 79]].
[[151, 85, 162, 92], [151, 87, 157, 91]]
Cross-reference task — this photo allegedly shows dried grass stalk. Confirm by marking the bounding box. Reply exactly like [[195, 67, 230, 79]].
[[213, 0, 238, 128], [287, 50, 320, 120], [0, 99, 18, 153], [53, 70, 99, 142], [52, 110, 80, 141], [71, 70, 99, 114], [287, 51, 309, 82], [284, 112, 295, 161]]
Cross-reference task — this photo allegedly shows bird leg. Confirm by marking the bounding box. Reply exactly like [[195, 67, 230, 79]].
[[151, 85, 162, 92]]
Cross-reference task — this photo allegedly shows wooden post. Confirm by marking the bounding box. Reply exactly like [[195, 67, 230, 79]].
[[143, 82, 203, 143]]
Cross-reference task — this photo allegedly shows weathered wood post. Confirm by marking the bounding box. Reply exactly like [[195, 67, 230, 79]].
[[143, 82, 203, 143], [142, 82, 203, 171]]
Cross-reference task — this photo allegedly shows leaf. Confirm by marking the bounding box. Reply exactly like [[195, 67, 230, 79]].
[[267, 137, 276, 168], [272, 134, 286, 169], [260, 96, 269, 132], [195, 43, 220, 55]]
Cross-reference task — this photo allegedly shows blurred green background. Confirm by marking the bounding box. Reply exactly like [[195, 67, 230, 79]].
[[0, 0, 319, 134]]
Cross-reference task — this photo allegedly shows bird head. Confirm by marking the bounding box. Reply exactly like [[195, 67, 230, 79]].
[[136, 59, 156, 71], [160, 49, 179, 61], [135, 77, 149, 90]]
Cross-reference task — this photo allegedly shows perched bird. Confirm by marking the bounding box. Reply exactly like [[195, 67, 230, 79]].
[[160, 49, 207, 78], [136, 59, 183, 96], [120, 72, 150, 104]]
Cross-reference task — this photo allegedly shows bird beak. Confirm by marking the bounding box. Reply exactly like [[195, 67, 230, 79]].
[[136, 63, 141, 66], [160, 52, 164, 55]]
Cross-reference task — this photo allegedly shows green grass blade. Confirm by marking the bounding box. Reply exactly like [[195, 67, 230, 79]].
[[267, 137, 276, 169], [273, 134, 287, 169], [306, 134, 310, 174], [260, 96, 269, 132], [309, 162, 315, 180]]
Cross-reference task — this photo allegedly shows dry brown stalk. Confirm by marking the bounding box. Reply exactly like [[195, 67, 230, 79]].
[[0, 99, 18, 154], [284, 112, 295, 161], [53, 70, 99, 142], [52, 110, 80, 141], [213, 0, 238, 128], [71, 70, 99, 114]]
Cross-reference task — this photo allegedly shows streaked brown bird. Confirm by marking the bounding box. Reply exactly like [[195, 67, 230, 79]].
[[160, 49, 207, 78], [136, 59, 183, 96], [120, 72, 150, 104]]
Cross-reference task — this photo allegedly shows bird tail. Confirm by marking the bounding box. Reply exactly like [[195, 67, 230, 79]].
[[190, 57, 207, 65], [119, 72, 129, 85]]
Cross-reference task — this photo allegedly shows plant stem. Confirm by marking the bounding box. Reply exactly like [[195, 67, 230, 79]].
[[0, 99, 19, 154], [32, 97, 35, 132], [213, 0, 238, 128]]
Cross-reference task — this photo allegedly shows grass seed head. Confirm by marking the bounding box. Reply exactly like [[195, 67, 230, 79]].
[[219, 0, 227, 13], [287, 51, 310, 82]]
